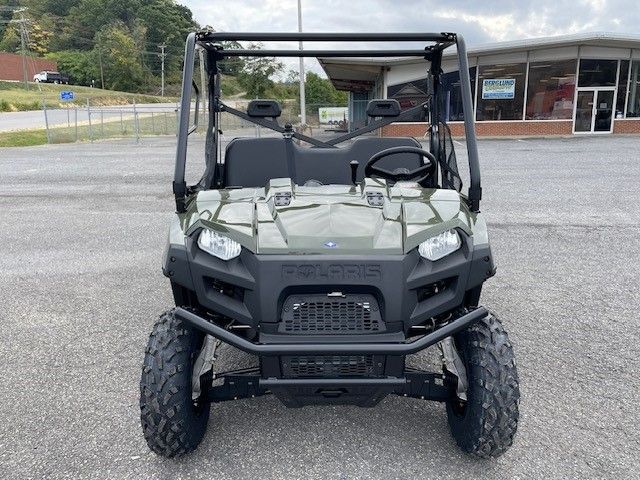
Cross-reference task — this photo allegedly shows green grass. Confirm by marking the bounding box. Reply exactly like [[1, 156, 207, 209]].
[[0, 80, 176, 112], [0, 129, 48, 147]]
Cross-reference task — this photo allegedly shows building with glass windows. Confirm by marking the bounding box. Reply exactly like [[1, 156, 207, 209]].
[[319, 32, 640, 136]]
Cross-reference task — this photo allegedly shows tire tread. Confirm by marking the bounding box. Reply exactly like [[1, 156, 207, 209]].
[[447, 312, 520, 458], [139, 309, 209, 458]]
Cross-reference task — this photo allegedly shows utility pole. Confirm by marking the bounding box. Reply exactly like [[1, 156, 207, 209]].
[[158, 44, 166, 97], [297, 0, 306, 126], [98, 48, 105, 89], [16, 8, 28, 89]]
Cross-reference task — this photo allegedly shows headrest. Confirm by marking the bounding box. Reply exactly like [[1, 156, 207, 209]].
[[366, 99, 401, 117], [247, 99, 282, 118]]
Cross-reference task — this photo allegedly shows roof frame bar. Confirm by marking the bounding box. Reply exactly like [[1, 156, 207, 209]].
[[214, 49, 444, 58], [198, 31, 455, 42]]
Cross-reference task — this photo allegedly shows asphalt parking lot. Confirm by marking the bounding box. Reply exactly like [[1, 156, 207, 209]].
[[1, 134, 638, 479]]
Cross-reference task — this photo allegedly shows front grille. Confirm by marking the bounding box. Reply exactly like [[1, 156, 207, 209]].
[[280, 294, 384, 334], [282, 355, 381, 378]]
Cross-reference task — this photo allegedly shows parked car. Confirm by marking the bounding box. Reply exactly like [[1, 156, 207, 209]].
[[33, 71, 69, 84]]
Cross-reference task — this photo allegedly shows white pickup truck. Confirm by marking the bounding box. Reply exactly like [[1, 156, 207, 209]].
[[33, 71, 69, 84]]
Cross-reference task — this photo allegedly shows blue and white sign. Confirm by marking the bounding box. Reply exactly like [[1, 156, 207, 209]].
[[482, 79, 515, 100], [59, 91, 75, 101]]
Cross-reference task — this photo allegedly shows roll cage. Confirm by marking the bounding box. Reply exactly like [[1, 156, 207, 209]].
[[173, 30, 481, 213]]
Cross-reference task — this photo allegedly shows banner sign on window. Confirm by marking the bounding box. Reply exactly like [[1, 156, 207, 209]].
[[318, 107, 349, 125], [482, 79, 516, 99]]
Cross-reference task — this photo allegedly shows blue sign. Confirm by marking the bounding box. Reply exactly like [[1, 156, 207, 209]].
[[59, 91, 75, 101]]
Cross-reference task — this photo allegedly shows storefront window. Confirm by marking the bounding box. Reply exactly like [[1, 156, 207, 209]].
[[386, 68, 477, 122], [616, 60, 629, 118], [476, 63, 526, 121], [387, 79, 429, 109], [626, 60, 640, 118], [525, 60, 576, 120], [578, 59, 617, 87], [439, 67, 476, 121]]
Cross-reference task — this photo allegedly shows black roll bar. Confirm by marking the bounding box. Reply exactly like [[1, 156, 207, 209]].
[[199, 32, 455, 43], [172, 31, 482, 213], [217, 49, 437, 58], [174, 31, 196, 213], [456, 35, 481, 212]]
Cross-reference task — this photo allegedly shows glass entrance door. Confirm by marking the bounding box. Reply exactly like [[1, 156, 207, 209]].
[[593, 90, 614, 132], [574, 89, 615, 133], [575, 91, 594, 132]]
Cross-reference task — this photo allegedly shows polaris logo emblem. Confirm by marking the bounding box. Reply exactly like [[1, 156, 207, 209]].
[[281, 264, 382, 281], [324, 241, 337, 248]]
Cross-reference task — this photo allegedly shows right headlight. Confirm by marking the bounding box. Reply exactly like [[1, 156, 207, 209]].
[[418, 229, 461, 261]]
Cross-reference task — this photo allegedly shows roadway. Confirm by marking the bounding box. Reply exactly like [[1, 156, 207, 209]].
[[0, 103, 179, 132]]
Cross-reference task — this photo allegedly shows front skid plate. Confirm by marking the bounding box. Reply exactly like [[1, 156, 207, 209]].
[[202, 370, 452, 407]]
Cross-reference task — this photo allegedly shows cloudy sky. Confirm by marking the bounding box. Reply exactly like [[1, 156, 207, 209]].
[[184, 0, 639, 74]]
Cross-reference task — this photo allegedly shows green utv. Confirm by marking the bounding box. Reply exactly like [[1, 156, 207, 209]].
[[140, 30, 520, 459]]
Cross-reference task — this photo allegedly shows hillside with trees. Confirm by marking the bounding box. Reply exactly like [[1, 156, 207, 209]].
[[0, 1, 347, 112]]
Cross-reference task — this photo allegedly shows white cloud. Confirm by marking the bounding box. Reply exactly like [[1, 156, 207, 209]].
[[180, 0, 639, 75]]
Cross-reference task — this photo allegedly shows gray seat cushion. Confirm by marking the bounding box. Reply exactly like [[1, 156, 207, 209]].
[[224, 136, 423, 187]]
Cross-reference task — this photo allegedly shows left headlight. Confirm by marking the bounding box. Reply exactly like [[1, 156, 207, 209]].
[[198, 229, 241, 261], [418, 229, 461, 261]]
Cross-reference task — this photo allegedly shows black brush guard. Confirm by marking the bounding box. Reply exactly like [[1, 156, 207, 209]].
[[175, 306, 487, 356], [178, 306, 487, 405]]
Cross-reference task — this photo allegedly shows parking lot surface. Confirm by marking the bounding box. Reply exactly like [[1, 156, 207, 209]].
[[0, 135, 638, 479]]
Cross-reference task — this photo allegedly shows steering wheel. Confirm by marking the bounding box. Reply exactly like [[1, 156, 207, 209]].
[[364, 146, 436, 183]]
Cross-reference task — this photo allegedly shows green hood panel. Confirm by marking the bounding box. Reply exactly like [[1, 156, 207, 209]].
[[182, 178, 483, 254]]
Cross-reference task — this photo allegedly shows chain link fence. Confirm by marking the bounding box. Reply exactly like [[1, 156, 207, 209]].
[[43, 101, 183, 144], [41, 99, 350, 144]]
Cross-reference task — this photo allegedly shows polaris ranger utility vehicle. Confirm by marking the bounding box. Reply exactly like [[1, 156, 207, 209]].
[[140, 30, 520, 459]]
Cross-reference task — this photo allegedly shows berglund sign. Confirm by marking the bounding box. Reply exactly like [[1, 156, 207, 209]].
[[482, 78, 516, 99]]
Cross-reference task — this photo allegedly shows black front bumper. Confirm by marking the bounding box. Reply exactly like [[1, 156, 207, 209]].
[[177, 306, 488, 407], [175, 306, 488, 355], [164, 231, 494, 406], [164, 230, 494, 335]]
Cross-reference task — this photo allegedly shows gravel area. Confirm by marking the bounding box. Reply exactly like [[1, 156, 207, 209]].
[[0, 135, 638, 479]]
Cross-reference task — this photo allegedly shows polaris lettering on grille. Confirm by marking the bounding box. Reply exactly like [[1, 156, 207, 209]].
[[281, 264, 382, 281]]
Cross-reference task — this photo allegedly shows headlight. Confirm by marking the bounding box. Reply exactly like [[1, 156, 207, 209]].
[[418, 229, 461, 261], [198, 229, 241, 260]]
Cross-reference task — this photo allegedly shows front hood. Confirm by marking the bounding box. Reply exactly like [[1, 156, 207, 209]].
[[183, 178, 477, 255]]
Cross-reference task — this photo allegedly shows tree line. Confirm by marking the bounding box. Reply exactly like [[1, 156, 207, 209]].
[[0, 0, 347, 108]]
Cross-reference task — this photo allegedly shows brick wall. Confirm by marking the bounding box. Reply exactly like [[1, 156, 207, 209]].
[[613, 118, 640, 134], [382, 120, 574, 137], [0, 52, 57, 82]]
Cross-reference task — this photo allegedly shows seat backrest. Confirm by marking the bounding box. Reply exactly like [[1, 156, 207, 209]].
[[223, 136, 423, 187], [223, 137, 289, 187]]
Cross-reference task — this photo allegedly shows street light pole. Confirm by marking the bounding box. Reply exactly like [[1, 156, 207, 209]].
[[159, 44, 166, 97], [297, 0, 306, 126]]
